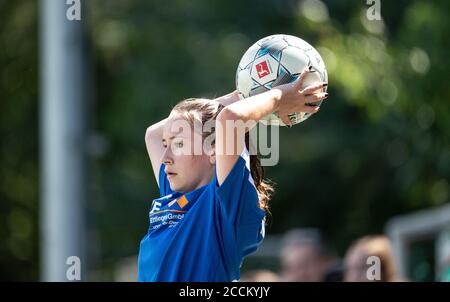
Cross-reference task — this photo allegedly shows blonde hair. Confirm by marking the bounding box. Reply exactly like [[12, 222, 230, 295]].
[[171, 98, 274, 217], [346, 235, 398, 282]]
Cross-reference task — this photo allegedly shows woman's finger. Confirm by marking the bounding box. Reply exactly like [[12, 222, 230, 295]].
[[305, 92, 328, 103], [279, 113, 293, 127], [301, 82, 327, 95], [301, 105, 321, 114], [293, 65, 313, 90]]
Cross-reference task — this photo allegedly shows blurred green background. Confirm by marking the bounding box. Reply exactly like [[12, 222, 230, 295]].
[[1, 0, 449, 281]]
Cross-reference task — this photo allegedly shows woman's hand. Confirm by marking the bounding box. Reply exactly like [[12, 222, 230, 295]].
[[273, 66, 328, 126]]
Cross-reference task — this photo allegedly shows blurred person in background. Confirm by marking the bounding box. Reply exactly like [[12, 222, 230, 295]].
[[280, 228, 343, 282], [240, 269, 279, 282], [344, 235, 400, 282]]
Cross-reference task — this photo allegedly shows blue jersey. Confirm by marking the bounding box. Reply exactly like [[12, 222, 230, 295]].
[[137, 149, 266, 282]]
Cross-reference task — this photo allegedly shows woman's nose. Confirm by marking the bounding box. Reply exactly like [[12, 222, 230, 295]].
[[161, 148, 173, 165]]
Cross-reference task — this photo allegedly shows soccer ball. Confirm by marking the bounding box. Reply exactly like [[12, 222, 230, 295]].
[[235, 34, 328, 126]]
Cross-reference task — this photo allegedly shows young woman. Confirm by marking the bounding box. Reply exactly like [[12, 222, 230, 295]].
[[138, 66, 328, 281]]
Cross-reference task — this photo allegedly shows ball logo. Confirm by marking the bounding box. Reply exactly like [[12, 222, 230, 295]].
[[255, 60, 271, 79]]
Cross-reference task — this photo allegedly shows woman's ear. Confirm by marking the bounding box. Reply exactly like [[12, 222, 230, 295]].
[[208, 149, 216, 165]]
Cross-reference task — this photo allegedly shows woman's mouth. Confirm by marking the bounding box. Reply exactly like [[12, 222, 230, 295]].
[[167, 172, 177, 179]]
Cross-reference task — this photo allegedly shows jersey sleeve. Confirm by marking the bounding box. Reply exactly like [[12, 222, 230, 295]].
[[214, 148, 266, 226], [158, 163, 175, 197]]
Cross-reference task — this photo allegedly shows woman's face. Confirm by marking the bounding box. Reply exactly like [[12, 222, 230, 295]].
[[161, 113, 215, 193], [344, 248, 372, 282]]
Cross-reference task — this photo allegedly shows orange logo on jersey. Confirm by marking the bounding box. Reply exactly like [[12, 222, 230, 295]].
[[176, 195, 189, 208]]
